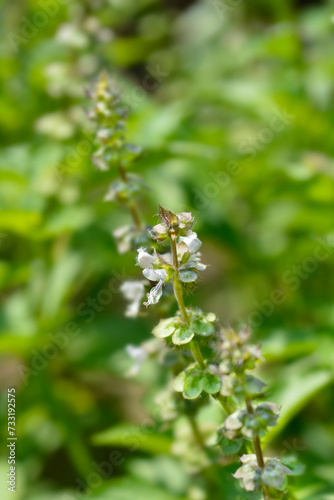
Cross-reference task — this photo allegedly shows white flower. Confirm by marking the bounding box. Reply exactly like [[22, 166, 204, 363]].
[[142, 268, 167, 282], [113, 225, 135, 254], [144, 280, 164, 307], [56, 23, 88, 49], [136, 249, 170, 307], [179, 232, 202, 253], [96, 101, 111, 116], [136, 249, 169, 307], [186, 252, 207, 272], [120, 281, 145, 318], [137, 248, 157, 269], [126, 344, 147, 376], [97, 127, 111, 142]]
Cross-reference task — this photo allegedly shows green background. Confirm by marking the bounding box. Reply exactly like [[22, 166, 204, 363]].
[[0, 0, 334, 498]]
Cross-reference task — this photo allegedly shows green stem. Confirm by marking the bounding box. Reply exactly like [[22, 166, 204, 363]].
[[171, 231, 206, 371], [190, 341, 205, 369], [246, 398, 270, 500], [170, 231, 235, 417], [129, 202, 142, 232], [170, 231, 189, 324], [188, 413, 206, 449], [169, 228, 208, 450], [215, 394, 233, 415]]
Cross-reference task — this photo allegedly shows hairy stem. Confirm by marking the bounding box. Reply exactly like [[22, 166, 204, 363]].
[[246, 398, 270, 500], [170, 230, 234, 416], [191, 340, 206, 369], [170, 230, 189, 324], [169, 228, 209, 450]]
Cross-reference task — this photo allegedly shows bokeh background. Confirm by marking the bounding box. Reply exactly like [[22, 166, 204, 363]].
[[1, 0, 334, 499]]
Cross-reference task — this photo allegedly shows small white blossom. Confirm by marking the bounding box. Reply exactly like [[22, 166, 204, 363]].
[[56, 23, 89, 49], [137, 249, 170, 307], [144, 280, 164, 307], [120, 281, 145, 318], [142, 268, 167, 282], [96, 101, 111, 116], [97, 127, 111, 141], [186, 252, 208, 272], [92, 148, 108, 171], [179, 232, 202, 253], [137, 247, 157, 269], [126, 344, 147, 376], [113, 225, 135, 254]]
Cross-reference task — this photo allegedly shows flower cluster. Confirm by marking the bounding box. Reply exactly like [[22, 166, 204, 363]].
[[149, 209, 194, 240], [88, 72, 142, 173], [88, 73, 150, 253], [90, 76, 303, 499], [122, 207, 303, 499], [233, 454, 293, 493], [222, 402, 279, 440], [136, 207, 207, 307]]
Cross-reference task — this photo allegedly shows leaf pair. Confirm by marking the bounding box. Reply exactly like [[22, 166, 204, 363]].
[[174, 367, 222, 399]]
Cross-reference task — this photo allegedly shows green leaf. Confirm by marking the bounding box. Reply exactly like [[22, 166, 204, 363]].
[[179, 270, 198, 282], [261, 459, 292, 491], [281, 455, 305, 476], [191, 320, 215, 337], [219, 436, 243, 455], [262, 468, 288, 491], [152, 319, 176, 339], [41, 253, 82, 317], [201, 371, 221, 394], [244, 375, 267, 396], [92, 424, 172, 454], [41, 206, 94, 237], [183, 373, 202, 399], [0, 210, 41, 235], [127, 456, 189, 496], [172, 370, 186, 392], [89, 477, 186, 500], [204, 312, 216, 322], [172, 327, 194, 345], [266, 368, 333, 442]]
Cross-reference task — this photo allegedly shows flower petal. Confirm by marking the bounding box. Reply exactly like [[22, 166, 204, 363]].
[[144, 280, 164, 307], [179, 232, 202, 253], [143, 268, 167, 282], [137, 248, 157, 269], [120, 281, 145, 317]]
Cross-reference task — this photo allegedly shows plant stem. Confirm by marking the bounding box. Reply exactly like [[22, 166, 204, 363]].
[[117, 163, 142, 232], [191, 337, 233, 414], [170, 230, 189, 324], [169, 230, 211, 463], [215, 394, 233, 415], [129, 202, 142, 232], [170, 230, 235, 417], [191, 340, 206, 369], [188, 413, 206, 449], [170, 231, 205, 370], [245, 398, 270, 500]]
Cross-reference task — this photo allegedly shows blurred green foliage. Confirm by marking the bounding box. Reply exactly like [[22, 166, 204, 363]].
[[1, 0, 334, 499]]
